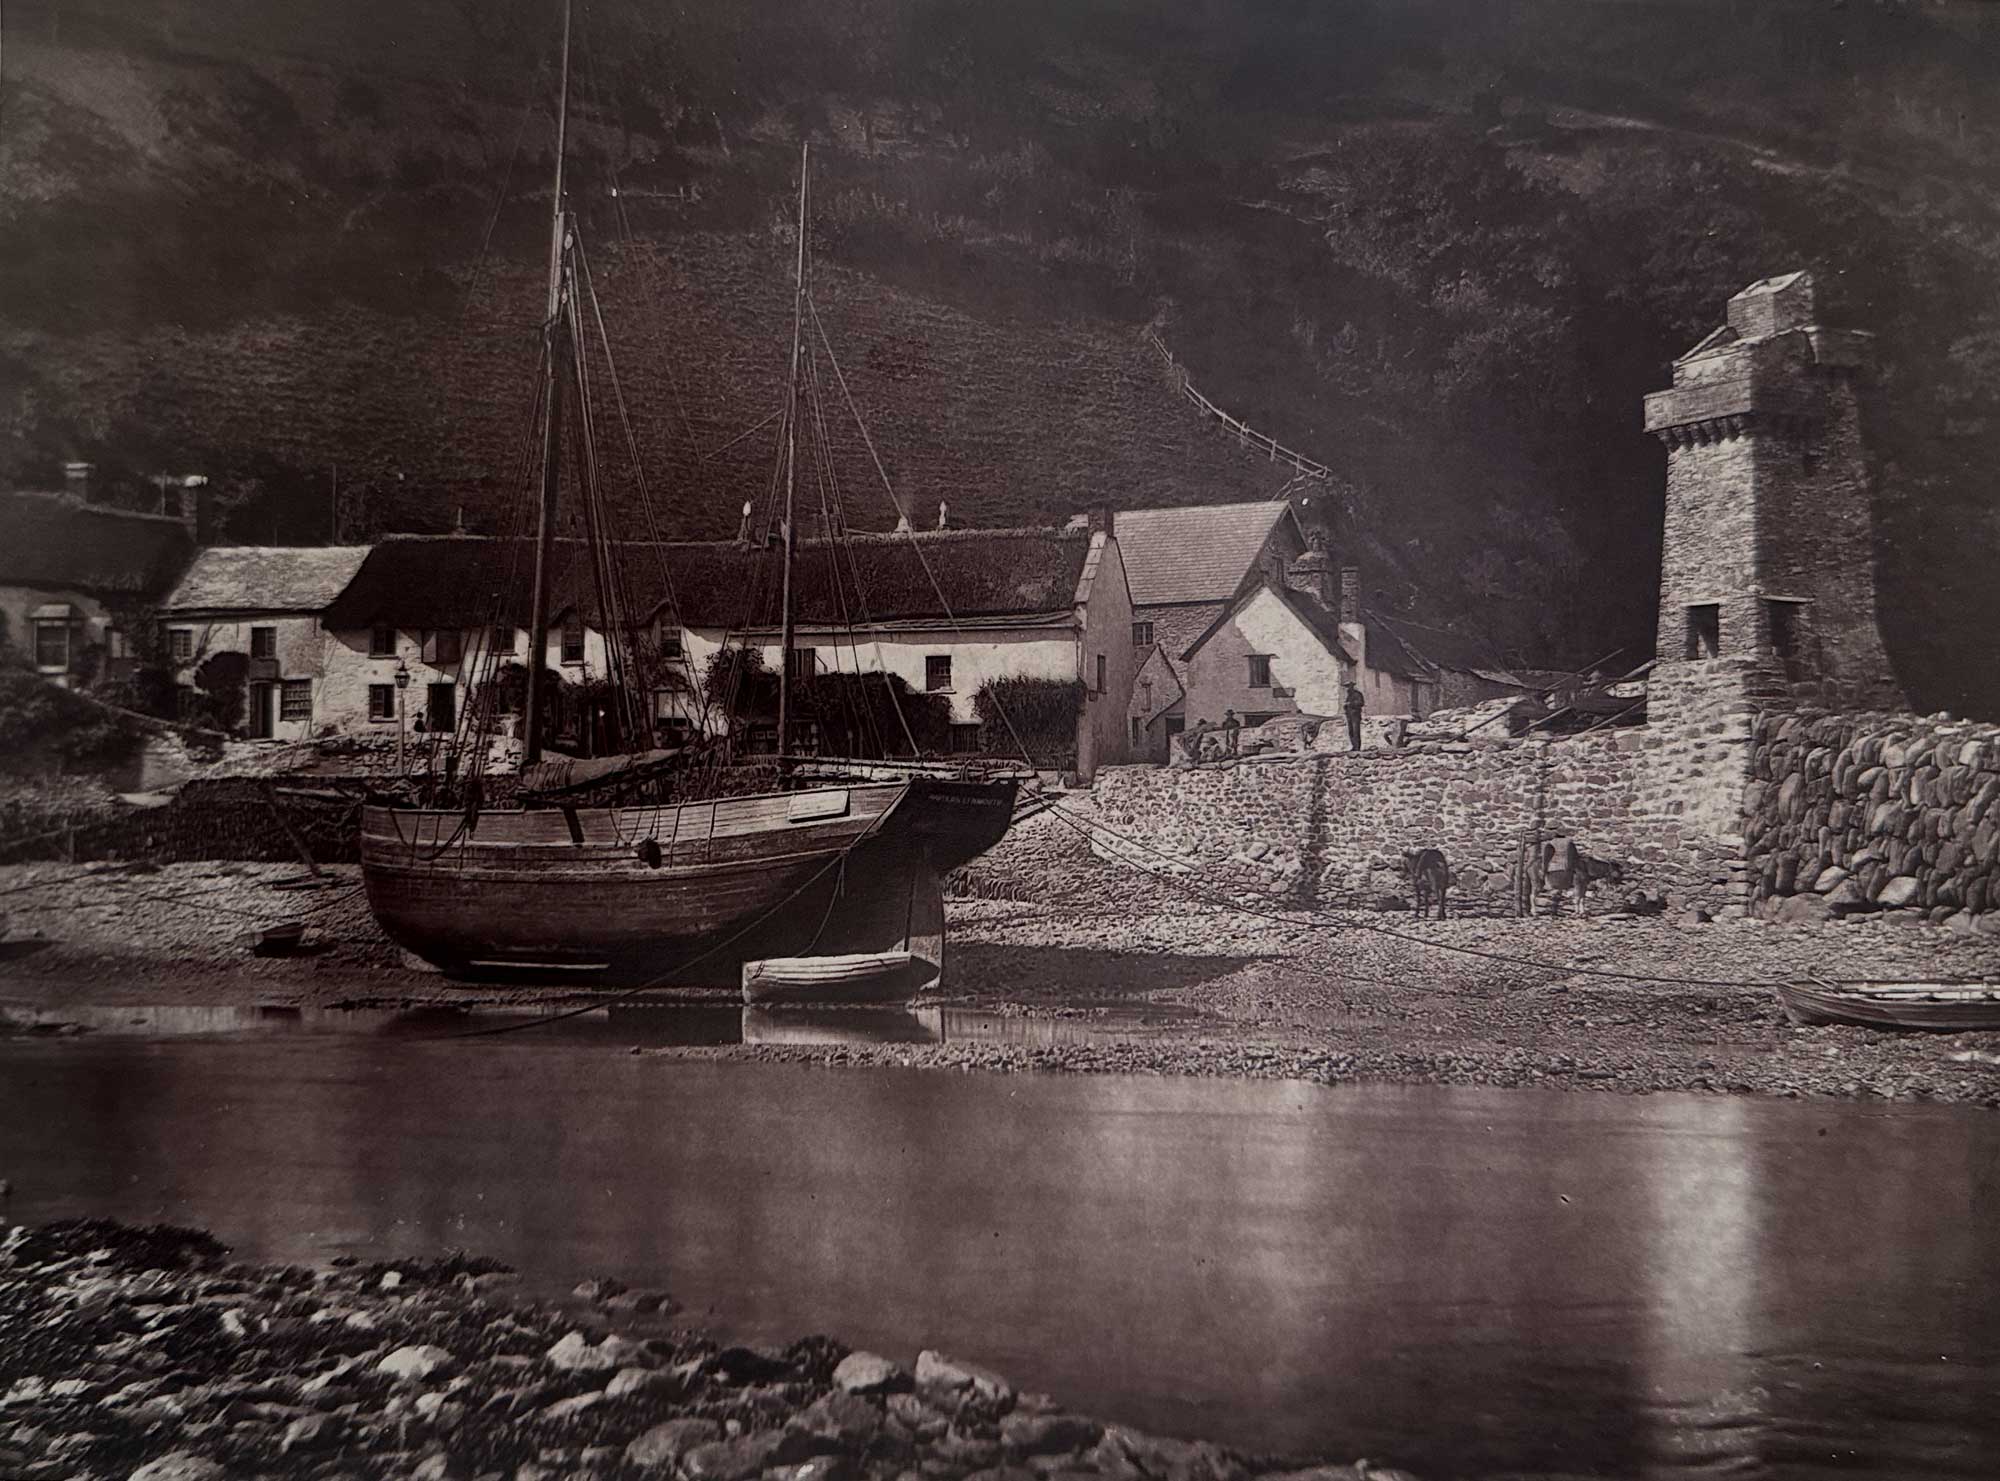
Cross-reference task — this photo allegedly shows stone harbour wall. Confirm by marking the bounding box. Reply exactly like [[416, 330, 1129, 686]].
[[1091, 729, 1741, 916], [1745, 709, 2000, 932]]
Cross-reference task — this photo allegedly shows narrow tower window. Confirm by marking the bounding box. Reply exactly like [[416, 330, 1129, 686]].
[[1765, 599, 1802, 660], [1686, 604, 1720, 660]]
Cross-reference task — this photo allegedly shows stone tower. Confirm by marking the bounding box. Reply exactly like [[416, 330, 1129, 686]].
[[1643, 271, 1905, 720]]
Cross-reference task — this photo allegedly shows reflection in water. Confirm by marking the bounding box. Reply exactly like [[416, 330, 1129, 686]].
[[1640, 1097, 1767, 1477], [0, 1038, 1995, 1480], [3, 1001, 1213, 1052]]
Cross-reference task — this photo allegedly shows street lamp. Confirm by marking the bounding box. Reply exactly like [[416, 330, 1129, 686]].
[[394, 658, 411, 774]]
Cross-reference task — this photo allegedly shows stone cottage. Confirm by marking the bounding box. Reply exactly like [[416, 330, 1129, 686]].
[[1171, 543, 1443, 750], [0, 467, 194, 691], [1114, 499, 1307, 758], [160, 545, 373, 741]]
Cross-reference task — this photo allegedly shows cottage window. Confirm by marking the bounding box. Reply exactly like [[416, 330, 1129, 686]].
[[1247, 655, 1272, 688], [370, 624, 396, 658], [250, 626, 277, 660], [1685, 604, 1720, 660], [170, 627, 195, 662], [785, 646, 816, 682], [425, 629, 463, 666], [427, 682, 456, 732], [1130, 716, 1144, 744], [368, 684, 395, 722], [657, 623, 683, 660], [490, 626, 515, 655], [280, 679, 312, 722], [1131, 621, 1154, 649], [1095, 653, 1107, 694], [926, 654, 952, 692], [107, 627, 128, 660], [1139, 678, 1153, 712], [33, 621, 70, 671], [561, 614, 586, 664]]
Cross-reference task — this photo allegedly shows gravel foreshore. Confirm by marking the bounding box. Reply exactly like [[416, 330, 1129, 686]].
[[0, 1218, 1386, 1481], [5, 835, 2000, 1104]]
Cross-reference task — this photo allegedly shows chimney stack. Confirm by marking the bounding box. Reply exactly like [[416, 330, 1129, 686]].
[[736, 500, 754, 547], [937, 500, 949, 531], [1086, 506, 1115, 537], [1339, 566, 1361, 624], [1283, 544, 1336, 610], [63, 461, 95, 504], [895, 511, 912, 534]]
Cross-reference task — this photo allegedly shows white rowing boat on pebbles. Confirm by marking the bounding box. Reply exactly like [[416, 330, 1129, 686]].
[[741, 950, 936, 1006]]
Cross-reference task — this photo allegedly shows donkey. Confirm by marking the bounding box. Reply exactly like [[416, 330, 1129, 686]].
[[1401, 848, 1450, 920]]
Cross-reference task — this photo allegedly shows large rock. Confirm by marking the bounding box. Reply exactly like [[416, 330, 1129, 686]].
[[685, 1433, 788, 1481], [916, 1349, 1014, 1403], [606, 1365, 685, 1401], [1876, 875, 1922, 909], [376, 1345, 455, 1382], [626, 1417, 724, 1470], [278, 1414, 341, 1454], [999, 1411, 1104, 1456], [834, 1351, 910, 1395], [1775, 894, 1831, 926], [545, 1331, 640, 1373], [793, 1390, 884, 1450]]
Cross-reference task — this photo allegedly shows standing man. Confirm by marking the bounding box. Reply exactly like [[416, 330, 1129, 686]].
[[1343, 682, 1364, 752], [1222, 709, 1241, 757]]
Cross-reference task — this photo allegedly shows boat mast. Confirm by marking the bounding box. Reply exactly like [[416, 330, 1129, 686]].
[[522, 0, 573, 767], [775, 141, 809, 773]]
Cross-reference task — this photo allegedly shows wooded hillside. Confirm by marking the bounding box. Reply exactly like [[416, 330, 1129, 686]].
[[3, 0, 1996, 708]]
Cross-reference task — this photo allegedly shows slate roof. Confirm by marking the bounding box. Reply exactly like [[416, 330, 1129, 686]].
[[322, 529, 1091, 633], [1371, 615, 1524, 681], [1146, 602, 1226, 685], [0, 491, 193, 598], [1356, 609, 1437, 681], [162, 546, 373, 615], [1115, 500, 1301, 607]]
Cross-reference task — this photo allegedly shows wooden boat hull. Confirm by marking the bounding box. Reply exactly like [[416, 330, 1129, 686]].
[[1777, 980, 2000, 1032], [360, 776, 1014, 987]]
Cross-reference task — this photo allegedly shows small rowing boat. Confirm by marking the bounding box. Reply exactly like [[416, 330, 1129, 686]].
[[742, 950, 934, 1006], [250, 921, 309, 957], [1776, 977, 2000, 1032]]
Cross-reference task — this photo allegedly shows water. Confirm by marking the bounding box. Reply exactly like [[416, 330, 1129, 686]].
[[2, 1014, 1998, 1479]]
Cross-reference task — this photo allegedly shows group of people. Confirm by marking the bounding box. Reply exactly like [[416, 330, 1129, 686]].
[[1182, 681, 1368, 760]]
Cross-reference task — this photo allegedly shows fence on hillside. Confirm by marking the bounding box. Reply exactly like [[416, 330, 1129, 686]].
[[1143, 330, 1330, 483]]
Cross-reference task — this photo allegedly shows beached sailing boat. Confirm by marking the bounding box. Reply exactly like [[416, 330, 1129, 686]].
[[357, 1, 1018, 991]]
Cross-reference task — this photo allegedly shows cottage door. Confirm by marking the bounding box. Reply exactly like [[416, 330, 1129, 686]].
[[248, 683, 275, 740]]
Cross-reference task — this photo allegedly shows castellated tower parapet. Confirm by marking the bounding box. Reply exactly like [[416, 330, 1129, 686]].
[[1643, 271, 1906, 719]]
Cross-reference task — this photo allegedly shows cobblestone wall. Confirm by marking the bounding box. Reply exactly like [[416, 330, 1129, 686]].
[[1745, 710, 2000, 930], [1090, 732, 1741, 915]]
